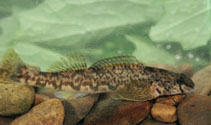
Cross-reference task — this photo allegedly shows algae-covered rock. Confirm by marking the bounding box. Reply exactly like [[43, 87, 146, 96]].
[[11, 98, 64, 125], [84, 98, 150, 125], [0, 83, 35, 116]]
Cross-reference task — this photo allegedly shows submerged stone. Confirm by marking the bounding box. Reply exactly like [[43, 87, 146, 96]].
[[0, 116, 15, 125], [0, 83, 35, 116], [177, 95, 211, 125], [156, 94, 185, 105], [62, 94, 99, 125], [140, 116, 177, 125], [84, 98, 150, 125], [151, 103, 177, 123], [34, 93, 50, 105], [11, 99, 65, 125], [192, 65, 211, 96]]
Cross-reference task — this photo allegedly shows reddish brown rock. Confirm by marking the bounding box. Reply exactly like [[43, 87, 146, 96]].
[[11, 99, 64, 125], [34, 94, 50, 105], [84, 98, 150, 125], [177, 95, 211, 125], [156, 94, 185, 105], [62, 94, 99, 125], [192, 65, 211, 95], [151, 103, 177, 123]]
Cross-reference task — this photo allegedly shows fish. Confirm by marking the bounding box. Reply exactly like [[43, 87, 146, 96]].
[[0, 49, 195, 101]]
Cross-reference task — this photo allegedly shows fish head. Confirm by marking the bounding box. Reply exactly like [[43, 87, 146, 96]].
[[175, 73, 195, 93], [151, 73, 195, 97], [162, 73, 195, 95]]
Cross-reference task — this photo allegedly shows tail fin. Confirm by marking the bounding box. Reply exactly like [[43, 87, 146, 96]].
[[0, 49, 25, 80]]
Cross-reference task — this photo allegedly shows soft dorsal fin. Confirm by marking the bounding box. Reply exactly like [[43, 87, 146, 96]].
[[90, 55, 142, 69], [48, 53, 87, 72]]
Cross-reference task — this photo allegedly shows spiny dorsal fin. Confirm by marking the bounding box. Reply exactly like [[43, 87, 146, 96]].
[[47, 53, 87, 72], [0, 49, 25, 80], [90, 55, 142, 69]]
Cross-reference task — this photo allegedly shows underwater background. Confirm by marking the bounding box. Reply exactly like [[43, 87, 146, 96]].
[[0, 0, 210, 70]]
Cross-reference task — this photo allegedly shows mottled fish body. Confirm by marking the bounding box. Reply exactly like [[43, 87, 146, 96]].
[[0, 49, 194, 101]]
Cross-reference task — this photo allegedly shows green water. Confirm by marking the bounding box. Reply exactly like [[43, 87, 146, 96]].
[[0, 0, 210, 71]]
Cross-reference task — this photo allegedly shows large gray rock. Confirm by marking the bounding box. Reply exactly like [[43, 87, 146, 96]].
[[192, 65, 211, 95], [11, 98, 65, 125], [0, 83, 35, 116], [177, 95, 211, 125]]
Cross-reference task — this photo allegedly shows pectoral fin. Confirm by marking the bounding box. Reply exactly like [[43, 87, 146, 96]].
[[112, 80, 154, 101], [54, 91, 88, 99]]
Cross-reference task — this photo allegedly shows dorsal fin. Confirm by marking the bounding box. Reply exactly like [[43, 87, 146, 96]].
[[0, 48, 25, 80], [90, 55, 142, 69], [47, 53, 87, 72]]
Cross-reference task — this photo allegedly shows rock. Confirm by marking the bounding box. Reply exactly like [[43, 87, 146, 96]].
[[34, 94, 50, 105], [177, 64, 194, 77], [0, 83, 35, 116], [151, 103, 177, 123], [99, 92, 116, 101], [11, 99, 65, 125], [192, 65, 211, 95], [140, 116, 177, 125], [177, 95, 211, 125], [156, 94, 185, 105], [148, 64, 178, 73], [84, 98, 150, 125], [62, 94, 99, 125], [0, 116, 15, 125], [148, 63, 194, 77]]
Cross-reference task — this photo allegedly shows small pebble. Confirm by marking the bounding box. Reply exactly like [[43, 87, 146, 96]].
[[151, 103, 177, 123]]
